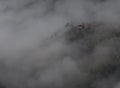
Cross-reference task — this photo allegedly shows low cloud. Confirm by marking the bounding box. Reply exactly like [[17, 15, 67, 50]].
[[0, 0, 120, 88]]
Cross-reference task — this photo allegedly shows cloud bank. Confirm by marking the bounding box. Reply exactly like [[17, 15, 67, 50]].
[[0, 0, 120, 88]]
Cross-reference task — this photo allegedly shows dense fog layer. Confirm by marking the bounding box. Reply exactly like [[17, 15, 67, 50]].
[[0, 0, 120, 88]]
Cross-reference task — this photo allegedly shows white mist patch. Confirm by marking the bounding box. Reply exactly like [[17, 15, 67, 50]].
[[0, 0, 120, 88]]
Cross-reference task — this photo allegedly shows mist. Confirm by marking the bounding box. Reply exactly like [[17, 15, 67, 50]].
[[0, 0, 120, 88]]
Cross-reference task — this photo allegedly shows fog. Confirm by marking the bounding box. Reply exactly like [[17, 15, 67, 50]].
[[0, 0, 120, 88]]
